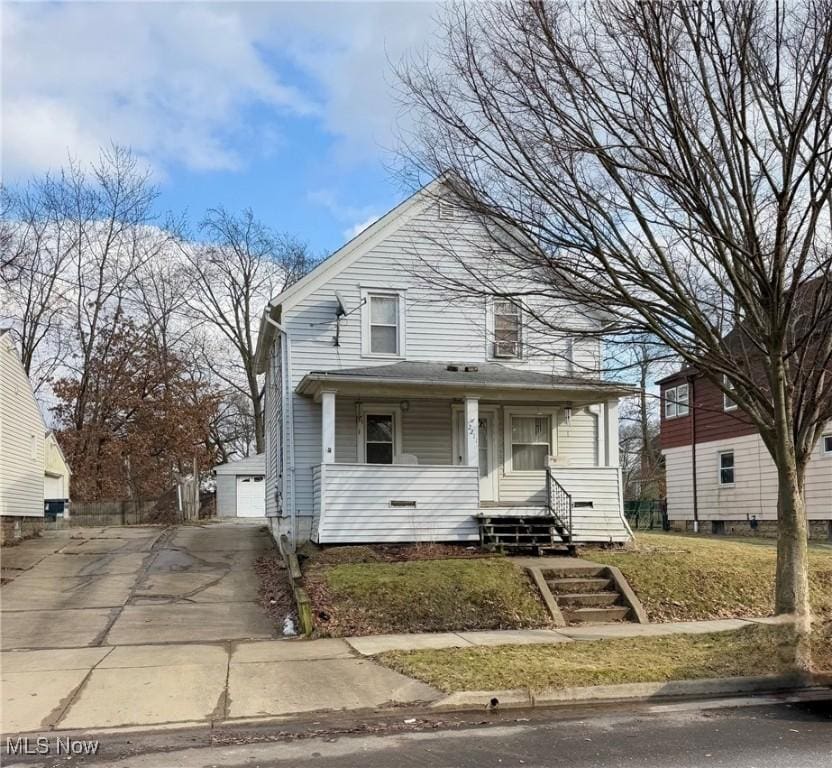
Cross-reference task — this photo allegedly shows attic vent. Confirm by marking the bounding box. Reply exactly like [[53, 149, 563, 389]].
[[390, 500, 417, 508], [446, 364, 459, 372], [438, 200, 459, 220], [573, 501, 594, 509]]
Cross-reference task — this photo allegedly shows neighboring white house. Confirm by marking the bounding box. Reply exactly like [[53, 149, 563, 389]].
[[214, 453, 266, 518], [0, 330, 47, 541], [254, 178, 634, 552], [44, 431, 72, 517]]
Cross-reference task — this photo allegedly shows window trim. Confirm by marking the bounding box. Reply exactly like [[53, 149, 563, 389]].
[[664, 383, 689, 419], [360, 289, 406, 359], [502, 406, 558, 475], [718, 449, 735, 487], [356, 403, 403, 464], [488, 298, 523, 360], [723, 375, 738, 412], [822, 434, 832, 456]]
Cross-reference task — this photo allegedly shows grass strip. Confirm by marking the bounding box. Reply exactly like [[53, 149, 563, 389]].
[[379, 625, 796, 693]]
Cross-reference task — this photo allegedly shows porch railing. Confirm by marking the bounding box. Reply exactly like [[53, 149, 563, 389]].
[[545, 468, 573, 543]]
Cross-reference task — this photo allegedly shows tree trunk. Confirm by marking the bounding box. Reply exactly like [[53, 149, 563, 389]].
[[773, 454, 810, 620]]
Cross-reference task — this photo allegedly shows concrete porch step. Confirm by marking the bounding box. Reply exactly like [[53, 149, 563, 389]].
[[561, 606, 631, 624], [547, 576, 613, 594], [557, 591, 621, 608], [540, 566, 607, 579]]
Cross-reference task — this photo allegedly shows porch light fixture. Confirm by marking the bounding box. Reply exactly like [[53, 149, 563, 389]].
[[564, 407, 573, 426], [400, 400, 410, 412]]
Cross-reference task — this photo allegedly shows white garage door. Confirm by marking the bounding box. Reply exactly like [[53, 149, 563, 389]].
[[236, 475, 265, 517]]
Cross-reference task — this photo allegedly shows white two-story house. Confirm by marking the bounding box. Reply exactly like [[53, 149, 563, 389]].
[[254, 178, 633, 552]]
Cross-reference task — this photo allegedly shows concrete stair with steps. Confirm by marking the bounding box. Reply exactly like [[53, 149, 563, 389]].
[[523, 561, 648, 627]]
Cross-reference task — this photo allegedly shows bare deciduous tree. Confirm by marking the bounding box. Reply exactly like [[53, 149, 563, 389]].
[[184, 208, 314, 453], [400, 0, 832, 635]]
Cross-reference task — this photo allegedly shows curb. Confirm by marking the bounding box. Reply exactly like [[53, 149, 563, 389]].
[[430, 674, 820, 711]]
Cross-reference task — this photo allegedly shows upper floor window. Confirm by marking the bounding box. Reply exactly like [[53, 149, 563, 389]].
[[723, 375, 737, 411], [664, 383, 689, 418], [493, 300, 522, 359], [362, 290, 405, 358], [823, 434, 832, 455]]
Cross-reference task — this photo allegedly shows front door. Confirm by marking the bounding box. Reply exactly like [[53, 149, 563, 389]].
[[477, 413, 497, 502], [455, 408, 497, 502]]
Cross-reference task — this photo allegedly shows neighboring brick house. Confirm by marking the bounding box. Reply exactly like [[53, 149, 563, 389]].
[[658, 368, 832, 538]]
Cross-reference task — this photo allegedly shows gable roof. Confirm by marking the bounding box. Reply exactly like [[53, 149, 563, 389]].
[[254, 175, 449, 373]]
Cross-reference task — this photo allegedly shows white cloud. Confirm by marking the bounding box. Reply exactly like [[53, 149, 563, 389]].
[[344, 215, 380, 241], [1, 1, 442, 181], [1, 2, 315, 178]]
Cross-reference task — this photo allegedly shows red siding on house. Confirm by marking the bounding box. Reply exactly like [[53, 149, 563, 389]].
[[660, 374, 757, 450]]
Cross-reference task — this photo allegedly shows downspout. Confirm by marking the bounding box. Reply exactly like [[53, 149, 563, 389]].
[[263, 312, 297, 552], [688, 374, 699, 533]]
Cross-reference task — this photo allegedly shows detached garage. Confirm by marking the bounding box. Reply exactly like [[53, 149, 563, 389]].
[[214, 454, 266, 518]]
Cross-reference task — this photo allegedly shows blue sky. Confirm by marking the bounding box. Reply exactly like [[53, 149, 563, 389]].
[[1, 1, 442, 255]]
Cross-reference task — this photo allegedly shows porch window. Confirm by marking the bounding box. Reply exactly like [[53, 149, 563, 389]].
[[365, 413, 395, 464], [369, 295, 399, 355], [493, 300, 522, 358], [510, 415, 551, 471]]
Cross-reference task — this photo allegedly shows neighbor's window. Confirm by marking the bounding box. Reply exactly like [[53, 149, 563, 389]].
[[369, 295, 400, 355], [719, 451, 735, 485], [823, 434, 832, 455], [493, 300, 522, 358], [510, 415, 550, 471], [723, 375, 737, 411], [664, 384, 689, 418], [365, 414, 394, 464]]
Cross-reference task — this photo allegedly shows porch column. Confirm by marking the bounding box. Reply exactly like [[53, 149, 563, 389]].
[[464, 396, 479, 468], [321, 390, 336, 464], [603, 398, 620, 466]]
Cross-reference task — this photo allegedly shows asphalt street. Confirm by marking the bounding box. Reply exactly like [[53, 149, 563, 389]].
[[5, 697, 831, 768]]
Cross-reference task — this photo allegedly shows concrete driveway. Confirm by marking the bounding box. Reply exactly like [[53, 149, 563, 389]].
[[0, 522, 438, 734]]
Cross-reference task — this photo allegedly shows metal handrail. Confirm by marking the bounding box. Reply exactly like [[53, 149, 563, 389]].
[[545, 468, 573, 542]]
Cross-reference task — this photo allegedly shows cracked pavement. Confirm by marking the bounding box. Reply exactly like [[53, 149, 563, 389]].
[[0, 521, 439, 734]]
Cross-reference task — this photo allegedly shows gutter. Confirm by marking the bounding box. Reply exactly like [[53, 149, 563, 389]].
[[296, 373, 637, 398], [263, 308, 297, 552]]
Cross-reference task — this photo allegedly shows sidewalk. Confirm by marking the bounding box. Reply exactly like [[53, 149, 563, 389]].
[[0, 616, 792, 735], [343, 616, 790, 654]]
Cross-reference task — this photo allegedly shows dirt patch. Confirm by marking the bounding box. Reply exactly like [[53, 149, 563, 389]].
[[305, 543, 495, 566], [254, 555, 296, 630]]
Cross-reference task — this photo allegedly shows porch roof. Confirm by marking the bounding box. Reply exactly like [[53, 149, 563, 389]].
[[296, 361, 635, 399]]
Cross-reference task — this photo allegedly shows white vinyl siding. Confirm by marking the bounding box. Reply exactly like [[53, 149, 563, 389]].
[[315, 463, 480, 543], [663, 424, 832, 522], [0, 336, 46, 518]]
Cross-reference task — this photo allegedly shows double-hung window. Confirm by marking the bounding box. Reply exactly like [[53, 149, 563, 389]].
[[365, 413, 395, 464], [362, 290, 404, 357], [510, 415, 551, 471], [823, 434, 832, 455], [723, 375, 737, 411], [493, 300, 522, 359], [719, 451, 735, 486], [664, 384, 689, 418]]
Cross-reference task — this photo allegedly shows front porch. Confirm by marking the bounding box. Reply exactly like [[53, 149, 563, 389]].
[[296, 361, 633, 547]]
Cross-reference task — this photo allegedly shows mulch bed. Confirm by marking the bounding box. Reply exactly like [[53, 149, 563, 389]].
[[305, 543, 495, 566], [254, 555, 297, 630]]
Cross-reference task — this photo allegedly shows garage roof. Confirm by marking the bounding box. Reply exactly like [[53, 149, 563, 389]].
[[213, 453, 265, 476]]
